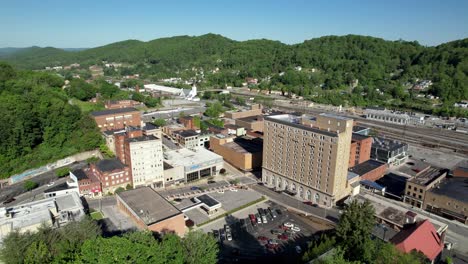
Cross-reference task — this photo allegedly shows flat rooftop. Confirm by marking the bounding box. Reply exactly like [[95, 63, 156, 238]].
[[349, 159, 386, 176], [90, 107, 138, 116], [319, 113, 353, 121], [44, 182, 75, 193], [353, 125, 369, 132], [429, 177, 468, 203], [126, 134, 158, 143], [352, 133, 371, 142], [117, 187, 182, 225], [222, 137, 263, 154], [174, 130, 199, 138], [237, 115, 264, 123], [408, 167, 446, 186], [264, 114, 338, 137], [372, 137, 408, 151], [396, 159, 431, 178], [96, 158, 126, 172], [164, 147, 223, 168], [195, 194, 220, 208]]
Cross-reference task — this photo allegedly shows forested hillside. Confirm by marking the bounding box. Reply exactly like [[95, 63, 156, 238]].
[[2, 34, 467, 107], [0, 63, 102, 179]]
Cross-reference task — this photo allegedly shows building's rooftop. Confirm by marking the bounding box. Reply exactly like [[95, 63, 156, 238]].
[[96, 158, 126, 172], [353, 125, 370, 133], [396, 159, 431, 178], [222, 137, 263, 154], [117, 187, 182, 226], [352, 133, 371, 142], [143, 122, 160, 130], [264, 114, 338, 137], [407, 167, 447, 186], [237, 115, 264, 123], [372, 137, 408, 151], [194, 194, 221, 209], [349, 159, 386, 176], [347, 171, 360, 181], [390, 220, 443, 261], [71, 169, 89, 181], [319, 113, 353, 121], [103, 128, 125, 136], [429, 177, 468, 203], [0, 192, 84, 241], [163, 161, 174, 170], [44, 182, 75, 193], [174, 129, 199, 138], [126, 134, 158, 143], [164, 147, 223, 169], [90, 107, 138, 117]]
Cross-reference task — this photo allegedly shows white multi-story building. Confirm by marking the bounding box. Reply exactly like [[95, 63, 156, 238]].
[[125, 135, 164, 188]]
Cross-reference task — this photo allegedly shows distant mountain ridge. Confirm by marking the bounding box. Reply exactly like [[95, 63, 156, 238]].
[[1, 33, 466, 103]]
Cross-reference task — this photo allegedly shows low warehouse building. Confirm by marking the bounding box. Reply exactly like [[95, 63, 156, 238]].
[[116, 187, 185, 236], [349, 159, 388, 182]]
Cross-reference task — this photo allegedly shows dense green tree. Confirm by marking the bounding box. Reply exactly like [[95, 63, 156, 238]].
[[182, 231, 219, 264], [55, 167, 70, 178], [23, 180, 38, 191], [153, 118, 167, 127], [335, 200, 376, 262]]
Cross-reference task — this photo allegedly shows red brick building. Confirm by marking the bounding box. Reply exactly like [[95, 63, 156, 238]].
[[349, 159, 388, 181], [70, 168, 102, 197], [91, 107, 141, 132], [116, 187, 186, 236], [179, 116, 196, 130], [105, 100, 144, 109], [349, 133, 372, 167], [90, 158, 131, 193]]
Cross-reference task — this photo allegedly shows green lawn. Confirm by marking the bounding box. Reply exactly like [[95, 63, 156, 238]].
[[90, 211, 104, 220], [70, 98, 103, 113]]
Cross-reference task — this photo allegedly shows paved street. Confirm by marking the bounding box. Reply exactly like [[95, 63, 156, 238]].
[[0, 161, 87, 205]]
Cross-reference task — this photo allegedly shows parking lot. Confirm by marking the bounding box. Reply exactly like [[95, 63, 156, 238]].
[[203, 201, 317, 263]]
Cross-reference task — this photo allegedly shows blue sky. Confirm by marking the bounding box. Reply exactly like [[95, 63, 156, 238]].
[[1, 0, 467, 48]]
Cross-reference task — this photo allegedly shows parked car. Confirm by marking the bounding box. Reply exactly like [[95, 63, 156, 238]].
[[257, 236, 268, 241], [229, 188, 238, 192], [213, 230, 220, 240], [268, 239, 279, 245], [278, 234, 289, 241], [226, 233, 233, 241], [225, 225, 231, 233], [174, 198, 183, 202], [47, 182, 55, 187], [190, 186, 199, 190], [283, 222, 294, 228], [295, 246, 302, 254], [271, 229, 282, 235], [291, 226, 301, 232], [207, 180, 216, 184], [303, 201, 313, 206], [261, 215, 268, 224], [256, 214, 262, 224]]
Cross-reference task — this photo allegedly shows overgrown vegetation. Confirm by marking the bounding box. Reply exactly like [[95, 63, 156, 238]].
[[54, 167, 70, 178], [0, 218, 219, 264], [0, 63, 103, 179]]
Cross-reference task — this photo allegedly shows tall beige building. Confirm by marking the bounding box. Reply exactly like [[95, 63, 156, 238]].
[[262, 113, 353, 207]]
